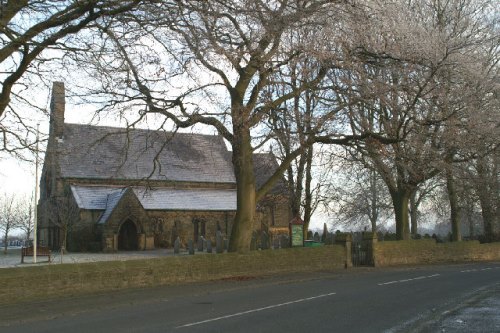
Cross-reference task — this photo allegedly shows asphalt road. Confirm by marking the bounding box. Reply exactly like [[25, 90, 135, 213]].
[[2, 262, 499, 332]]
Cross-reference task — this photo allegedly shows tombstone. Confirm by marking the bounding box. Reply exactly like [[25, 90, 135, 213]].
[[321, 223, 328, 243], [197, 236, 204, 252], [273, 237, 280, 249], [280, 234, 290, 248], [206, 239, 212, 253], [260, 231, 269, 250], [250, 232, 257, 251], [224, 239, 229, 252], [313, 231, 320, 242], [188, 239, 194, 255], [216, 231, 223, 254], [174, 236, 180, 254]]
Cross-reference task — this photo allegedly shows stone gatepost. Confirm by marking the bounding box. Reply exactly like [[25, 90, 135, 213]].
[[335, 233, 353, 268]]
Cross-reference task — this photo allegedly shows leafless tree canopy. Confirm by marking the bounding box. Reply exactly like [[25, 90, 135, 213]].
[[1, 0, 499, 246], [0, 0, 144, 159]]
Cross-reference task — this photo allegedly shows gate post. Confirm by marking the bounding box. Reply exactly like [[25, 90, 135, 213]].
[[335, 233, 352, 268]]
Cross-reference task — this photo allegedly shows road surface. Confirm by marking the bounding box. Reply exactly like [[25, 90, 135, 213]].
[[2, 262, 499, 332]]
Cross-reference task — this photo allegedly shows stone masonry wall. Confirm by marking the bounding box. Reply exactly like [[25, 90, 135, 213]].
[[374, 239, 500, 266]]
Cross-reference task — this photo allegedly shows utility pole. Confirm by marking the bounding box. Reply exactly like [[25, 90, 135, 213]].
[[33, 123, 39, 263]]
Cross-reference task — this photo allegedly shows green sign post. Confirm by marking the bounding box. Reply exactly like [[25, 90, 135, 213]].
[[289, 216, 304, 247]]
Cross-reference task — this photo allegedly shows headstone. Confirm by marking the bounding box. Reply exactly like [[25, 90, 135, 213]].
[[197, 236, 204, 252], [321, 223, 328, 243], [174, 236, 180, 254], [273, 237, 280, 249], [280, 234, 290, 248], [224, 239, 229, 252], [206, 239, 212, 253], [313, 231, 320, 242], [216, 231, 223, 254], [188, 239, 194, 255], [261, 231, 269, 250], [250, 232, 257, 251]]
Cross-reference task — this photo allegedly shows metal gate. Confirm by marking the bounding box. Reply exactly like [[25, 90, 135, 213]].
[[351, 240, 373, 266]]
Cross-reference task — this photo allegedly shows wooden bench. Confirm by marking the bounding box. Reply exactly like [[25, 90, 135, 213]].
[[21, 246, 51, 263]]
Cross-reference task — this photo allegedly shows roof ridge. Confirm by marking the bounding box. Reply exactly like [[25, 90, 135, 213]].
[[63, 123, 221, 138]]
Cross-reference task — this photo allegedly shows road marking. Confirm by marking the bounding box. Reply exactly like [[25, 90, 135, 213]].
[[176, 292, 337, 328], [461, 267, 500, 273], [379, 281, 398, 285], [378, 274, 440, 286]]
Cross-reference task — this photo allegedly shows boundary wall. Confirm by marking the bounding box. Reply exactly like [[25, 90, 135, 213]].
[[0, 246, 345, 304]]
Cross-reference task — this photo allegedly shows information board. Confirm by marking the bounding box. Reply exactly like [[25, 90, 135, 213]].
[[291, 224, 304, 247]]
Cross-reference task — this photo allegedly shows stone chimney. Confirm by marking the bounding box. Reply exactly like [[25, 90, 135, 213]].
[[49, 81, 65, 139]]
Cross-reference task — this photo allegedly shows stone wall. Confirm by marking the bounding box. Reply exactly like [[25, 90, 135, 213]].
[[147, 210, 235, 248], [1, 246, 346, 305], [374, 239, 500, 266]]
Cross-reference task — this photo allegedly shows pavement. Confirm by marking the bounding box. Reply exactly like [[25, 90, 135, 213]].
[[407, 280, 500, 332], [0, 247, 195, 269]]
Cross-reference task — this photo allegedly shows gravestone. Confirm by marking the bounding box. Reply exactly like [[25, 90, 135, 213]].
[[313, 231, 320, 242], [188, 239, 194, 255], [174, 236, 180, 254], [216, 231, 223, 254], [250, 232, 257, 251], [224, 239, 229, 252], [273, 237, 280, 249], [261, 231, 269, 250], [206, 239, 212, 253], [197, 236, 204, 252], [280, 234, 290, 248]]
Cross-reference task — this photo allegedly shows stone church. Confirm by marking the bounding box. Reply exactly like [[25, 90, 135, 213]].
[[37, 82, 292, 252]]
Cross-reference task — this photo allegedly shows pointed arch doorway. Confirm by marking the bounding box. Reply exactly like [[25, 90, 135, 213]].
[[118, 219, 138, 251]]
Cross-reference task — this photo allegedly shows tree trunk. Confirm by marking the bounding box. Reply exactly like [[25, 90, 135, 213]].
[[409, 190, 418, 236], [446, 167, 461, 241], [475, 156, 496, 241], [303, 145, 313, 237], [369, 169, 378, 233], [2, 228, 8, 254], [390, 188, 411, 240], [228, 128, 256, 253]]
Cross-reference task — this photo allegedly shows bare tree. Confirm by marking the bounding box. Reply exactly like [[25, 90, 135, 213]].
[[0, 193, 19, 253], [267, 51, 333, 235], [337, 0, 498, 240], [46, 196, 80, 252], [16, 194, 34, 242], [324, 156, 393, 233], [0, 0, 146, 159], [70, 1, 394, 252]]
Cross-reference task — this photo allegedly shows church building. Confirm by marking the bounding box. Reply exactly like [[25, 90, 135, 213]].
[[38, 82, 291, 252]]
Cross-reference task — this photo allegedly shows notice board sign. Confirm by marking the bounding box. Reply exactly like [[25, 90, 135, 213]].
[[291, 224, 304, 247]]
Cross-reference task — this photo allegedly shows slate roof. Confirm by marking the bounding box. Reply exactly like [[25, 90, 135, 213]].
[[59, 124, 236, 183], [97, 188, 129, 224], [71, 185, 237, 211], [253, 153, 288, 195]]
